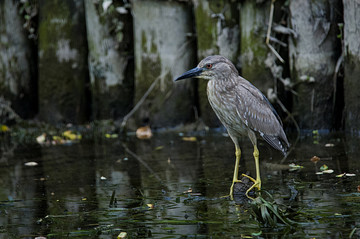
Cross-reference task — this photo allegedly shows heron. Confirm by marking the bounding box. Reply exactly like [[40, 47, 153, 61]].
[[174, 55, 289, 199]]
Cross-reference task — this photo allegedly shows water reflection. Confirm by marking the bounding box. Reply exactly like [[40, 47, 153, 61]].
[[0, 132, 359, 238]]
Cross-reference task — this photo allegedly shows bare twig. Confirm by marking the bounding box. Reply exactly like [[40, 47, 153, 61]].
[[119, 38, 194, 131], [266, 0, 285, 63], [332, 52, 344, 112], [276, 98, 300, 163]]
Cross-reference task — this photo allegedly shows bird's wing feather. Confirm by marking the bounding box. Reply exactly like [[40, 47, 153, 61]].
[[233, 78, 289, 152], [234, 80, 281, 136]]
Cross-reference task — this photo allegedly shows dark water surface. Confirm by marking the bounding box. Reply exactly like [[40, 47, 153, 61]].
[[1, 132, 360, 238]]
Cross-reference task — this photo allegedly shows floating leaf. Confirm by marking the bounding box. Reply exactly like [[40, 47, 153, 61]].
[[25, 161, 38, 167], [322, 169, 334, 174], [325, 143, 335, 147], [136, 126, 152, 139], [117, 232, 127, 239], [316, 169, 334, 175], [336, 173, 356, 177], [320, 164, 328, 171], [154, 145, 164, 150], [310, 156, 320, 163], [36, 133, 46, 144], [146, 204, 154, 209], [182, 136, 197, 142], [63, 130, 81, 140], [289, 163, 304, 170], [105, 133, 118, 138]]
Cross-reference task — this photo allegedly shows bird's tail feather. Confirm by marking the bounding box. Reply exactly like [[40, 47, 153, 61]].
[[262, 134, 289, 156]]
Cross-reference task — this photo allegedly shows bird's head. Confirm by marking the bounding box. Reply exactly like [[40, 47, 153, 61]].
[[174, 55, 238, 82]]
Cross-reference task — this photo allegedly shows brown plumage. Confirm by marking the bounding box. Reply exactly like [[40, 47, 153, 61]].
[[175, 55, 289, 199]]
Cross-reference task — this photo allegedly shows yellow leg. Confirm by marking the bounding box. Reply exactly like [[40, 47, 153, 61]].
[[244, 145, 261, 198], [229, 146, 242, 200]]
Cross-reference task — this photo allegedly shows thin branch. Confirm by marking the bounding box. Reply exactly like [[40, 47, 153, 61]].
[[276, 98, 300, 163], [119, 38, 194, 131], [332, 52, 344, 113], [266, 0, 285, 63]]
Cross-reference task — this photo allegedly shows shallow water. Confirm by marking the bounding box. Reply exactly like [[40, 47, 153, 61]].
[[1, 131, 359, 238]]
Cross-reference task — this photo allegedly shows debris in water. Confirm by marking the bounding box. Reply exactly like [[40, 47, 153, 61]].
[[325, 143, 335, 147], [182, 136, 197, 142], [320, 164, 328, 171], [310, 156, 320, 163], [136, 126, 152, 139], [118, 232, 127, 239], [24, 162, 38, 167]]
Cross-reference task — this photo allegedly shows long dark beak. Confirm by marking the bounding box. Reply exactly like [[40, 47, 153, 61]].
[[174, 67, 203, 81]]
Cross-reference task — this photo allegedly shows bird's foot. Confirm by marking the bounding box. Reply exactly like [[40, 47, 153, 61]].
[[220, 180, 242, 200], [240, 174, 259, 188], [244, 177, 261, 200]]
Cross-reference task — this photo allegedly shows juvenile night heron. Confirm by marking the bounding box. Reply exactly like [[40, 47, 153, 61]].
[[175, 55, 289, 199]]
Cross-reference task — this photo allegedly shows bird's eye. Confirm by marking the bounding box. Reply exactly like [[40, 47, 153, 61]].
[[205, 63, 213, 69]]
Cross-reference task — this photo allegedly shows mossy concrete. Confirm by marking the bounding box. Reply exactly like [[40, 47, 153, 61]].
[[0, 0, 37, 119], [194, 0, 239, 127], [38, 0, 89, 124], [132, 0, 196, 128], [84, 1, 134, 120], [288, 0, 341, 130], [240, 0, 273, 93], [343, 0, 360, 133]]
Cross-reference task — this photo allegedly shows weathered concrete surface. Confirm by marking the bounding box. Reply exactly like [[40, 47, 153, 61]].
[[343, 0, 360, 133], [0, 0, 37, 119], [132, 0, 197, 128], [288, 0, 341, 129], [193, 0, 239, 127], [240, 0, 273, 93], [38, 0, 89, 124], [84, 1, 134, 120]]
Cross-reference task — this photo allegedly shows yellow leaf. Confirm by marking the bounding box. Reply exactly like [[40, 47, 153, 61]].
[[182, 136, 197, 142], [155, 146, 164, 150], [63, 130, 81, 140], [1, 125, 9, 132], [118, 232, 127, 239], [320, 164, 328, 171]]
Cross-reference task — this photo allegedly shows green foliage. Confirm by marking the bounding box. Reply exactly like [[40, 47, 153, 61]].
[[17, 0, 38, 40], [250, 191, 299, 227], [95, 0, 131, 46]]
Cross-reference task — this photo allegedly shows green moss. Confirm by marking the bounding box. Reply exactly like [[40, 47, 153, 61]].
[[194, 1, 217, 54], [240, 0, 271, 91]]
